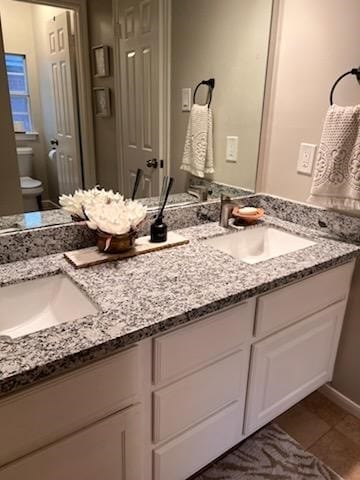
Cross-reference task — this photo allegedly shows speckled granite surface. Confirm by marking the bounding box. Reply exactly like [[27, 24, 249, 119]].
[[0, 216, 359, 396], [4, 192, 360, 266], [0, 209, 72, 233], [0, 201, 222, 265]]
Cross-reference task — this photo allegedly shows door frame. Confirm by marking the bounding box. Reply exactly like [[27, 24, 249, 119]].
[[113, 0, 171, 195], [10, 0, 97, 189]]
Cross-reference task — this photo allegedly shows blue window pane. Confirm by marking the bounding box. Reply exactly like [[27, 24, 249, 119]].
[[13, 113, 31, 132], [10, 96, 28, 113], [7, 73, 26, 93], [5, 54, 25, 74], [5, 53, 32, 131]]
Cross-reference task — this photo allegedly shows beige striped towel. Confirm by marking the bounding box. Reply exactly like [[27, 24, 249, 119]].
[[308, 104, 360, 210], [180, 104, 214, 178]]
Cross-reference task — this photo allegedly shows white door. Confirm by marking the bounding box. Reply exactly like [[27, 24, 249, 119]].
[[46, 11, 82, 195], [0, 405, 142, 480], [244, 301, 346, 436], [116, 0, 161, 198]]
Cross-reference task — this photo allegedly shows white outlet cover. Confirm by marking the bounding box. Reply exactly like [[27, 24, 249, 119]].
[[181, 88, 191, 112], [226, 136, 238, 162], [297, 143, 316, 175]]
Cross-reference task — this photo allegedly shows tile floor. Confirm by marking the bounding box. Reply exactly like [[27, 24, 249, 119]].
[[275, 390, 360, 480]]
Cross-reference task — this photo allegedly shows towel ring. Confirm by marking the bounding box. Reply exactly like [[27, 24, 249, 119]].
[[330, 67, 360, 105], [193, 78, 215, 107]]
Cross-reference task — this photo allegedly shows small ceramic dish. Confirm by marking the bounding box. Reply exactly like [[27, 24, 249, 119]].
[[232, 207, 265, 225]]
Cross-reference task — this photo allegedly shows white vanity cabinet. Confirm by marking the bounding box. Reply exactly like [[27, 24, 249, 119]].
[[244, 301, 346, 434], [0, 404, 141, 480], [0, 260, 355, 480], [151, 300, 255, 480], [244, 261, 354, 435], [148, 260, 355, 480], [0, 346, 142, 480]]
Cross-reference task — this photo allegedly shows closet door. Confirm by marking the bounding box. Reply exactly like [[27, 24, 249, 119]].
[[0, 405, 142, 480], [116, 0, 161, 198]]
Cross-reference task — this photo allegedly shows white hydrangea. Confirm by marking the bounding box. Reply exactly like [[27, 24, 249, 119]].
[[85, 200, 147, 235], [59, 187, 125, 219]]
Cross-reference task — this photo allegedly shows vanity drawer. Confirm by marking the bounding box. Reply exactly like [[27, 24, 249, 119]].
[[153, 347, 250, 443], [0, 346, 139, 467], [255, 261, 354, 338], [153, 401, 244, 480], [153, 300, 255, 385]]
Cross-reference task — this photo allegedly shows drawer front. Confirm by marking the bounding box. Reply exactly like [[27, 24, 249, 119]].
[[255, 261, 354, 338], [0, 404, 142, 480], [153, 300, 255, 385], [245, 301, 346, 436], [153, 348, 250, 443], [0, 347, 139, 467], [153, 402, 244, 480]]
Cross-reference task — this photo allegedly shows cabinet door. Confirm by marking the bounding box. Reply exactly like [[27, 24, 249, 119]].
[[244, 301, 346, 435], [0, 405, 142, 480]]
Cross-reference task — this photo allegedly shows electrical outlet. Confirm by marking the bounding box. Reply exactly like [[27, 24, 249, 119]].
[[297, 143, 316, 175], [226, 136, 238, 162]]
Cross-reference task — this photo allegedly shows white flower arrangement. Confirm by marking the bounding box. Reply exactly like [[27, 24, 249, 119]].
[[59, 186, 147, 237], [86, 200, 147, 236], [59, 187, 124, 220]]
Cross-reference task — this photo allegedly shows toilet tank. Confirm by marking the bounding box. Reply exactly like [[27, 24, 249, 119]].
[[16, 147, 33, 177]]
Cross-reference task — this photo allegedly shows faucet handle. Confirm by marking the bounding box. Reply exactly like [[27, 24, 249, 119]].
[[220, 193, 231, 203]]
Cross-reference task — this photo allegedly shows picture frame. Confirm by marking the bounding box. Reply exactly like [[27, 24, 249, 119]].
[[92, 45, 110, 78], [93, 87, 111, 117]]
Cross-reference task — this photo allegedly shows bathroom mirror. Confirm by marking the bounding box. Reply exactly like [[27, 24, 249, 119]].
[[0, 0, 273, 232]]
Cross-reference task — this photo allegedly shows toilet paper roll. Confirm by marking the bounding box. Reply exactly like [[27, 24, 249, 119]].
[[48, 149, 57, 161]]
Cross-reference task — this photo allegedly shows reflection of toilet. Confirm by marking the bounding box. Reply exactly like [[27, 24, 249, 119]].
[[16, 147, 44, 212]]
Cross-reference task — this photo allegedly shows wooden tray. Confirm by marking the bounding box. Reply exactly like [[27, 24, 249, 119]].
[[64, 231, 189, 269]]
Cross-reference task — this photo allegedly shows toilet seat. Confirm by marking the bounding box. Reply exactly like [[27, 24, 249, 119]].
[[20, 176, 43, 196]]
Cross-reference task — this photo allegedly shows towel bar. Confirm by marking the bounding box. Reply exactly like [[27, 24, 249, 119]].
[[193, 78, 215, 107], [330, 67, 360, 105]]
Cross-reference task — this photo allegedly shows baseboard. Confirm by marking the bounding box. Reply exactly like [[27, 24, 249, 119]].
[[320, 384, 360, 419]]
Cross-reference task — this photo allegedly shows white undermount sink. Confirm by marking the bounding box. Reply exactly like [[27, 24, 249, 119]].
[[204, 226, 316, 264], [0, 274, 98, 339]]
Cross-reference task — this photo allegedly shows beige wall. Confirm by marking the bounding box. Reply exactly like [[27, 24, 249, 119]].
[[260, 0, 360, 202], [0, 0, 50, 199], [261, 0, 360, 406], [170, 0, 272, 193], [87, 0, 118, 191], [0, 19, 23, 215]]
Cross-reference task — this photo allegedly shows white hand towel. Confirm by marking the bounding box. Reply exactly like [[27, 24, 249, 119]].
[[308, 104, 360, 210], [180, 104, 214, 178]]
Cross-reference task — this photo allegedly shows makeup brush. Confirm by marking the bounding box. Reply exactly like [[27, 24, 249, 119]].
[[131, 169, 143, 200]]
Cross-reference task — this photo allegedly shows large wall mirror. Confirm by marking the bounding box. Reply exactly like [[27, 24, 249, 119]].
[[0, 0, 273, 233]]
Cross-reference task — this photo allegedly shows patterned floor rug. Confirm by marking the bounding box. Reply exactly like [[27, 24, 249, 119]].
[[192, 423, 342, 480]]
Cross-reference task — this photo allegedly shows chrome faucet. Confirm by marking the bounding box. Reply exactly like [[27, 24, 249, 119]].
[[187, 184, 209, 202], [219, 194, 240, 227]]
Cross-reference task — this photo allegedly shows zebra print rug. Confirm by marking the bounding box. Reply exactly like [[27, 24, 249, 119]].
[[192, 424, 342, 480]]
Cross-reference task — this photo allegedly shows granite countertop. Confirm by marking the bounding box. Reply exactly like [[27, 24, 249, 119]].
[[0, 216, 359, 396], [0, 209, 72, 234]]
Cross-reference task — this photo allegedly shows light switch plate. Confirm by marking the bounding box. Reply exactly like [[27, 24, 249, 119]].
[[297, 143, 316, 175], [181, 88, 191, 112], [226, 136, 238, 162]]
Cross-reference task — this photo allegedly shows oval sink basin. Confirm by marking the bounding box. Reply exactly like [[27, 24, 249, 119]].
[[0, 274, 98, 339], [204, 227, 316, 264]]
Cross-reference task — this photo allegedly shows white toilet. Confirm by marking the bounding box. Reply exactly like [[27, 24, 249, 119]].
[[16, 147, 44, 212]]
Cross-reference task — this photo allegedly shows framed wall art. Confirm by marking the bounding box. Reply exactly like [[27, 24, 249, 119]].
[[92, 45, 110, 77], [93, 87, 111, 117]]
